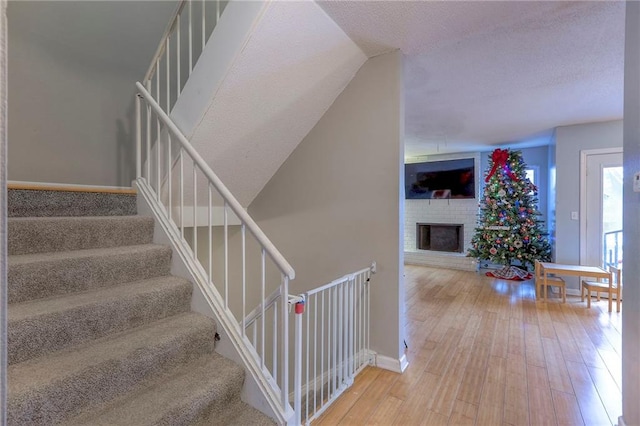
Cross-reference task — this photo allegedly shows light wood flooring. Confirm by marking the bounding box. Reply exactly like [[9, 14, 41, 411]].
[[314, 265, 622, 426]]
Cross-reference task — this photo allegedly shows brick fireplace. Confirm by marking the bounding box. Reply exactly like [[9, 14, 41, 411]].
[[416, 223, 464, 253], [404, 198, 478, 271]]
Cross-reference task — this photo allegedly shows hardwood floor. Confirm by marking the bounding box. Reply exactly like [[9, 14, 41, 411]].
[[314, 265, 622, 426]]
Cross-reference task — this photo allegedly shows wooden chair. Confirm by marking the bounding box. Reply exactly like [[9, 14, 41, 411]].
[[534, 260, 566, 302], [582, 265, 622, 312]]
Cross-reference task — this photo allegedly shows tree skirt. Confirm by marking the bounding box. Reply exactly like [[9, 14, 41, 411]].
[[485, 265, 532, 281]]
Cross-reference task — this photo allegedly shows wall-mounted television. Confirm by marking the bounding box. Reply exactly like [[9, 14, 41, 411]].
[[405, 158, 476, 199]]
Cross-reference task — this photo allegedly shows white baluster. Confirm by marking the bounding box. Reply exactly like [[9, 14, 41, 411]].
[[193, 161, 197, 258], [188, 1, 193, 72], [176, 16, 181, 96], [261, 248, 265, 366], [166, 37, 170, 111], [135, 94, 141, 179], [167, 134, 172, 221]]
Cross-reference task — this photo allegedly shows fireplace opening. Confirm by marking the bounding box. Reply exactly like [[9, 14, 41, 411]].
[[416, 223, 464, 253]]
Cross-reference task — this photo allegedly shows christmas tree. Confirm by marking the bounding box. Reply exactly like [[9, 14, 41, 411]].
[[468, 148, 551, 275]]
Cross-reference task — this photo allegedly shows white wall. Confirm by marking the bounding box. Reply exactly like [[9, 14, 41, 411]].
[[7, 1, 175, 186], [171, 0, 265, 137], [181, 0, 368, 207], [248, 51, 405, 364], [555, 120, 622, 288]]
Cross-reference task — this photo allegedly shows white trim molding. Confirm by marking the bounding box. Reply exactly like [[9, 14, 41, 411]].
[[578, 147, 623, 265], [375, 353, 409, 373], [7, 180, 136, 194]]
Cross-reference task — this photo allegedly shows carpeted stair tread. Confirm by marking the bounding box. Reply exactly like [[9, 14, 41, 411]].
[[8, 244, 172, 303], [8, 216, 154, 255], [7, 203, 268, 423], [8, 312, 216, 425], [8, 276, 193, 364], [66, 354, 249, 426], [195, 400, 276, 426]]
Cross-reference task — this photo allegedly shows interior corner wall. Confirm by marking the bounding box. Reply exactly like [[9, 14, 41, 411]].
[[7, 1, 174, 187], [8, 37, 133, 186], [554, 120, 623, 290], [248, 50, 404, 362]]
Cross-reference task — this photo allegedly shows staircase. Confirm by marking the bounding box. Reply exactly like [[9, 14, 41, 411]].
[[6, 189, 274, 425]]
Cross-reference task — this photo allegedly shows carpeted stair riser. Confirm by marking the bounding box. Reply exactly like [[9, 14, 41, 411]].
[[8, 189, 137, 217], [66, 354, 245, 426], [8, 216, 154, 255], [8, 244, 172, 303], [8, 313, 216, 426], [8, 276, 193, 365]]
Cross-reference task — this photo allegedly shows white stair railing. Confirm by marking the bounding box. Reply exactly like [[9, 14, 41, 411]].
[[135, 82, 296, 423], [245, 264, 376, 425], [136, 2, 374, 423], [144, 0, 226, 113]]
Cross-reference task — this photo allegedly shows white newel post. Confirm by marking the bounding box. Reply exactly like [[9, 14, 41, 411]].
[[0, 0, 8, 423], [293, 298, 304, 426]]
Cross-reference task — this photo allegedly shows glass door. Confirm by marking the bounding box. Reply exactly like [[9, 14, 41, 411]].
[[602, 166, 623, 268], [584, 152, 623, 269]]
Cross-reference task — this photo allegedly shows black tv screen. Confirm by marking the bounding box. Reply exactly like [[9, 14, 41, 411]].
[[405, 158, 476, 199]]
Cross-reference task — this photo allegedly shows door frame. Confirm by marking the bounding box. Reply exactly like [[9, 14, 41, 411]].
[[579, 147, 623, 265]]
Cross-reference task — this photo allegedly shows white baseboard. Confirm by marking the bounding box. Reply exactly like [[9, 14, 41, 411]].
[[399, 354, 409, 372], [375, 353, 409, 373], [618, 415, 627, 426]]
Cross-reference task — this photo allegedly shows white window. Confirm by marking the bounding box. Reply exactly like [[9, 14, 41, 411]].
[[525, 167, 537, 185]]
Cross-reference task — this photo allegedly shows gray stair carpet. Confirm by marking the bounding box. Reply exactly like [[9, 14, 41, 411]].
[[9, 244, 173, 303], [8, 189, 137, 217], [8, 216, 154, 255], [7, 213, 275, 425]]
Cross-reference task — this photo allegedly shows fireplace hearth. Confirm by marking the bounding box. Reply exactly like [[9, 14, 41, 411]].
[[416, 223, 464, 253]]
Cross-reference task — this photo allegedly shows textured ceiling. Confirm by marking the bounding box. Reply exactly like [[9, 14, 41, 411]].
[[318, 0, 625, 157], [189, 0, 366, 206]]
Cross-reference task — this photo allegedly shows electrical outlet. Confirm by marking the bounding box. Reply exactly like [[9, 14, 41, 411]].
[[571, 211, 579, 220]]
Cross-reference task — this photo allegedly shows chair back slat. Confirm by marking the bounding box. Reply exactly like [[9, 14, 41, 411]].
[[609, 265, 621, 289]]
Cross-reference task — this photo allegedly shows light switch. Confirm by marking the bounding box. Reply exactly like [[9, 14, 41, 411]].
[[571, 211, 579, 220]]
